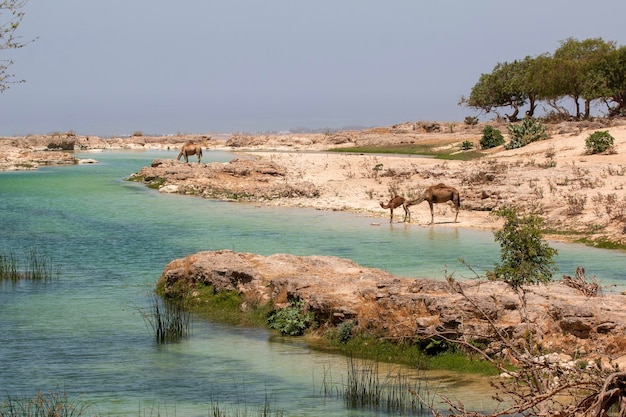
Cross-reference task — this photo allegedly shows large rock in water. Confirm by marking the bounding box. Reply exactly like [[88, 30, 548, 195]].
[[158, 250, 626, 358]]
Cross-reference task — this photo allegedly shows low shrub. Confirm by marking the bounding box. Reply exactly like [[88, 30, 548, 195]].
[[460, 140, 474, 150], [267, 298, 316, 336], [585, 130, 615, 154], [506, 118, 547, 149], [479, 125, 505, 149], [464, 116, 479, 125]]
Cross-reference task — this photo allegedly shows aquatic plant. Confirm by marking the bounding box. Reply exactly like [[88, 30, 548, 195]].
[[0, 248, 58, 282], [0, 389, 91, 417], [140, 294, 192, 344], [321, 355, 426, 415]]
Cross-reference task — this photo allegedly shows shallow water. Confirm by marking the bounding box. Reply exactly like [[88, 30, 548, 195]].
[[1, 150, 625, 416]]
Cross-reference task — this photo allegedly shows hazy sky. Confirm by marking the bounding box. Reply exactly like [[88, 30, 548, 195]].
[[2, 1, 626, 136]]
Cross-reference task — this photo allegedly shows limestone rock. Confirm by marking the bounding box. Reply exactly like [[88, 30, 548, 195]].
[[158, 250, 626, 358]]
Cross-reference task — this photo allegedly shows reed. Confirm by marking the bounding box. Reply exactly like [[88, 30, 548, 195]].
[[0, 251, 20, 281], [0, 248, 58, 282], [141, 294, 192, 343], [0, 390, 91, 417], [207, 394, 284, 417], [322, 355, 427, 415]]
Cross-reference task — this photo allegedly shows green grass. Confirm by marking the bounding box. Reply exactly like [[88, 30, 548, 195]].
[[328, 144, 484, 161], [575, 237, 626, 250], [159, 283, 500, 376], [310, 333, 499, 376], [163, 283, 271, 327]]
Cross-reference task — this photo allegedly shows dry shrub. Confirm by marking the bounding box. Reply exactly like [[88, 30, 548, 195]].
[[561, 267, 600, 297], [566, 194, 587, 215]]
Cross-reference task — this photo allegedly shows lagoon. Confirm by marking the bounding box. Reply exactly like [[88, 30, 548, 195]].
[[1, 150, 625, 416]]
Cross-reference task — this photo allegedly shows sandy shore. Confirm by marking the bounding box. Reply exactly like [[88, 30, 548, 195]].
[[3, 120, 626, 245]]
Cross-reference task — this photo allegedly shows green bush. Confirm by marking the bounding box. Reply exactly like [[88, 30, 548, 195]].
[[489, 207, 558, 290], [505, 118, 547, 149], [337, 320, 355, 343], [460, 140, 474, 150], [479, 125, 505, 149], [464, 116, 479, 125], [268, 298, 316, 336], [585, 130, 615, 154]]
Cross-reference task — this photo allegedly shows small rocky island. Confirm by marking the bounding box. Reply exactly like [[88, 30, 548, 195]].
[[158, 249, 626, 365]]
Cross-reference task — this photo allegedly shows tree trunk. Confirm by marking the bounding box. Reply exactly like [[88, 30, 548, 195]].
[[506, 104, 520, 122]]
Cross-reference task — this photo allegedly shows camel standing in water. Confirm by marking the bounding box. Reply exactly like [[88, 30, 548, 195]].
[[379, 196, 411, 223], [177, 142, 203, 163], [408, 183, 461, 224]]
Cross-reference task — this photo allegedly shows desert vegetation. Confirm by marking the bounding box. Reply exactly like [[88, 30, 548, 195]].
[[461, 37, 626, 121]]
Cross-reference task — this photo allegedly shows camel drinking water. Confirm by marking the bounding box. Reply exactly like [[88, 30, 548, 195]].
[[379, 196, 411, 223], [408, 183, 461, 224], [177, 142, 203, 163]]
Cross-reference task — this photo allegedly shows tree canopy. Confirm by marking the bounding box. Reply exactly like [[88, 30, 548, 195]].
[[461, 37, 626, 120]]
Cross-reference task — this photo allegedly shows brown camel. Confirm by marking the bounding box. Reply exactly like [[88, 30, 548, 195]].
[[379, 196, 411, 223], [408, 183, 460, 224], [177, 142, 203, 163]]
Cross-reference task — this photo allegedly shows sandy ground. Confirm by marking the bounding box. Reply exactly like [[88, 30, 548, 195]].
[[226, 124, 626, 245], [2, 120, 626, 245]]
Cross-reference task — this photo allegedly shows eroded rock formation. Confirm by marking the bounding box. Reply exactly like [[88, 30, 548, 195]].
[[158, 250, 626, 359]]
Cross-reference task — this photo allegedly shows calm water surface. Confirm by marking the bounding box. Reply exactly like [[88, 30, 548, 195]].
[[1, 150, 625, 416]]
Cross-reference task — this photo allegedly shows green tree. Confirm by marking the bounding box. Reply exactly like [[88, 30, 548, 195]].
[[597, 45, 626, 117], [552, 37, 616, 119], [489, 207, 558, 290], [1, 0, 32, 92], [462, 60, 528, 121]]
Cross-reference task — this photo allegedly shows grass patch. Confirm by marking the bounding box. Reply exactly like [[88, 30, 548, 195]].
[[575, 237, 626, 250], [312, 333, 499, 376], [427, 351, 499, 375], [328, 144, 484, 161], [161, 283, 271, 327]]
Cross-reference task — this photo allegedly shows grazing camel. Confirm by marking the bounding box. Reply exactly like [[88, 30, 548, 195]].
[[177, 142, 203, 163], [408, 183, 461, 224], [379, 196, 411, 223]]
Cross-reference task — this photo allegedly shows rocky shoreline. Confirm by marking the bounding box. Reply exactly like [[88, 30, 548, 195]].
[[158, 249, 626, 363]]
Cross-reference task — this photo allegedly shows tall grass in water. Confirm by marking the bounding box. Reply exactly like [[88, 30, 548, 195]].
[[0, 390, 91, 417], [207, 394, 284, 417], [0, 248, 59, 282], [141, 294, 192, 343], [323, 355, 426, 415]]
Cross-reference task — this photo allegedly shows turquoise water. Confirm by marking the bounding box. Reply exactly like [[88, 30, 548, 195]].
[[1, 150, 625, 416]]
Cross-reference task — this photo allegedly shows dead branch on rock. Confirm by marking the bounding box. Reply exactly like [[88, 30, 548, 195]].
[[410, 264, 621, 417], [561, 266, 601, 297]]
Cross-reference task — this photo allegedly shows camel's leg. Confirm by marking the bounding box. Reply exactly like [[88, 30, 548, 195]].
[[429, 202, 435, 224], [454, 205, 459, 222], [389, 209, 394, 223], [403, 205, 410, 223], [177, 152, 183, 161]]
